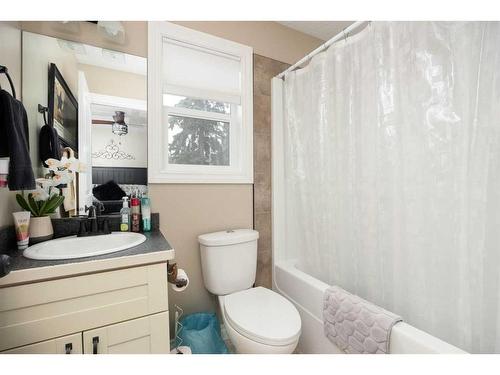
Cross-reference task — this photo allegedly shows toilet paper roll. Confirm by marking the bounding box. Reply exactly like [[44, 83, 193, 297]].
[[170, 268, 189, 292]]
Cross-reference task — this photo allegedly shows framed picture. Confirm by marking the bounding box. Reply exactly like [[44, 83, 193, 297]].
[[48, 63, 78, 151]]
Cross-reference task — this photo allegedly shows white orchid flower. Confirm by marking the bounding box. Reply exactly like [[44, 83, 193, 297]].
[[45, 158, 62, 171], [53, 169, 73, 185], [36, 177, 55, 189], [31, 186, 49, 202], [50, 187, 60, 197], [59, 156, 70, 169], [67, 158, 85, 173], [56, 155, 86, 173]]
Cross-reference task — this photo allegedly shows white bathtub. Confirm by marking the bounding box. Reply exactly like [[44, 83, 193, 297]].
[[273, 259, 466, 354]]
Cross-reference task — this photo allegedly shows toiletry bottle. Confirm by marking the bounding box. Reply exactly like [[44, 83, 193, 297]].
[[131, 197, 141, 232], [141, 196, 151, 232], [120, 197, 130, 232]]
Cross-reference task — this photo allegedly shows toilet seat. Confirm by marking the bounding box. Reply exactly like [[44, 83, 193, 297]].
[[223, 287, 301, 346]]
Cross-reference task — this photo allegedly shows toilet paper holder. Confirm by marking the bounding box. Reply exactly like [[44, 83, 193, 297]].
[[167, 261, 189, 290]]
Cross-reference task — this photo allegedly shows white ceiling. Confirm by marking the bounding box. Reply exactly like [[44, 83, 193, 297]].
[[278, 21, 355, 41], [91, 103, 147, 127]]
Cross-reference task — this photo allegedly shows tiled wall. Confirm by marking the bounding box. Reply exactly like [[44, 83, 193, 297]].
[[253, 54, 289, 288]]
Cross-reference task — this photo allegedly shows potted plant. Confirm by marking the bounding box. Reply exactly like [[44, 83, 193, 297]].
[[16, 155, 85, 244]]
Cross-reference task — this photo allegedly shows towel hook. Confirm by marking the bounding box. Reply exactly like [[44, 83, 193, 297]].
[[38, 104, 49, 126], [0, 65, 17, 99]]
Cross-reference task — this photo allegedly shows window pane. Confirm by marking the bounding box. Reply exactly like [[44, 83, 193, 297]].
[[167, 115, 230, 166], [164, 94, 231, 115]]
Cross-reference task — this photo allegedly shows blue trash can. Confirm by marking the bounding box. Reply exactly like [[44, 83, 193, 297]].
[[177, 312, 229, 354]]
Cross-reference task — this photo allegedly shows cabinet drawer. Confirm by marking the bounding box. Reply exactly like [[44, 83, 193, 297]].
[[2, 333, 83, 354], [0, 263, 168, 351], [83, 312, 170, 354]]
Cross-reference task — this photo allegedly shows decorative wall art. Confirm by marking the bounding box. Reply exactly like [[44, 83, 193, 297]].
[[92, 139, 135, 160]]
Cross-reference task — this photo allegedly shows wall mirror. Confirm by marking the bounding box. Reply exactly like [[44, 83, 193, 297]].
[[22, 31, 147, 216]]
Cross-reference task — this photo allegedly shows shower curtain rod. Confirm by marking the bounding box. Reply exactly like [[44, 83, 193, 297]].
[[276, 20, 368, 80]]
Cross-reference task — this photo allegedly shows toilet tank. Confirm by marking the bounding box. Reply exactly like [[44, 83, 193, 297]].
[[198, 229, 259, 296]]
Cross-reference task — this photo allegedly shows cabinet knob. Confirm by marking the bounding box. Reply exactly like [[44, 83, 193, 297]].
[[65, 343, 72, 354], [92, 336, 99, 354]]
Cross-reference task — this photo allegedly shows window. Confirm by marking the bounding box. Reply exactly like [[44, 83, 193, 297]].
[[167, 114, 230, 166], [148, 22, 253, 183], [164, 95, 234, 167]]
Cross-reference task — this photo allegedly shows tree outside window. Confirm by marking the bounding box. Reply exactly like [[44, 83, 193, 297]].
[[167, 97, 230, 166]]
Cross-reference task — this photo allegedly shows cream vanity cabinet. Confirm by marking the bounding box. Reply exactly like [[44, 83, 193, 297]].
[[3, 333, 83, 354], [0, 263, 170, 354]]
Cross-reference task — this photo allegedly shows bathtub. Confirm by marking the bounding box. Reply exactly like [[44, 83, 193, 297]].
[[273, 259, 466, 354]]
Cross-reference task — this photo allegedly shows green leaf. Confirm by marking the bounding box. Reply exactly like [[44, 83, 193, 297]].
[[27, 194, 40, 216], [38, 199, 49, 217], [44, 195, 64, 214], [16, 194, 32, 213], [42, 197, 56, 214]]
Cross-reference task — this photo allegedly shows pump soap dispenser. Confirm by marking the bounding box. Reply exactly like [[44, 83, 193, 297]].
[[120, 197, 130, 232]]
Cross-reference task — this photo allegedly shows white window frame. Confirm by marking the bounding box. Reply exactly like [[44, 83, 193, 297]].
[[148, 21, 254, 183]]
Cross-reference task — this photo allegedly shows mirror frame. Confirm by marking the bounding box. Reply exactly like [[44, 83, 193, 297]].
[[47, 63, 79, 152]]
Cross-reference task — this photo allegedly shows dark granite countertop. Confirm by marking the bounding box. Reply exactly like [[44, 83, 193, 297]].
[[8, 229, 173, 272], [0, 213, 175, 286]]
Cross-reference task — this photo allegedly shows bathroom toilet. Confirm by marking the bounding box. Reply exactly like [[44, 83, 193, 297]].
[[198, 229, 301, 354]]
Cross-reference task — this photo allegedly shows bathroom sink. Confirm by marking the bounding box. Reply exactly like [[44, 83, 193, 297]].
[[23, 232, 147, 260]]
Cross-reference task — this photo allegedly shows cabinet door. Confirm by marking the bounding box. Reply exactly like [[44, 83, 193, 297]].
[[83, 312, 169, 354], [2, 333, 83, 354]]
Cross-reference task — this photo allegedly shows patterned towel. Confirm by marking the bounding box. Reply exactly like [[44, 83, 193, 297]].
[[323, 286, 402, 354]]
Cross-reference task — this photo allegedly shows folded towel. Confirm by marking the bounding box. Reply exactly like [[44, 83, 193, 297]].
[[92, 180, 126, 201], [0, 89, 35, 190], [61, 147, 76, 215], [323, 286, 402, 354]]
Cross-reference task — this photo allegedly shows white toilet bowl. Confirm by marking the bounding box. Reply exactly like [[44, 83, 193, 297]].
[[198, 229, 302, 354], [218, 287, 301, 354]]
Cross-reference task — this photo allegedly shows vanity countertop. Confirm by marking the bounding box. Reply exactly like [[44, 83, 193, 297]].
[[0, 229, 174, 287]]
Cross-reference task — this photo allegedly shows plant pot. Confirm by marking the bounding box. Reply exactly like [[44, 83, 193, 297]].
[[29, 216, 54, 245]]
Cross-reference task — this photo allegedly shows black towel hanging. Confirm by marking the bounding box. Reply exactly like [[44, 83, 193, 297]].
[[0, 65, 36, 190], [0, 65, 16, 99]]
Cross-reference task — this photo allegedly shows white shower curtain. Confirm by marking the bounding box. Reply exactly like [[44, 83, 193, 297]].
[[283, 21, 500, 353]]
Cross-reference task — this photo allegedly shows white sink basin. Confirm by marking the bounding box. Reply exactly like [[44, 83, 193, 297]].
[[23, 232, 147, 260]]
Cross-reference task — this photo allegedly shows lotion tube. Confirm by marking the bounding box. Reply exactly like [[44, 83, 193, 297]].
[[12, 211, 30, 250]]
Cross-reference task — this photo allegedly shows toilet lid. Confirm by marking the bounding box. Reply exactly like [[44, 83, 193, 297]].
[[224, 287, 301, 346]]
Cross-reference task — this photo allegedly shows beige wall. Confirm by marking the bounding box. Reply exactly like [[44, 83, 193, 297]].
[[149, 184, 253, 316], [0, 22, 22, 228], [173, 21, 322, 65], [21, 21, 323, 64]]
